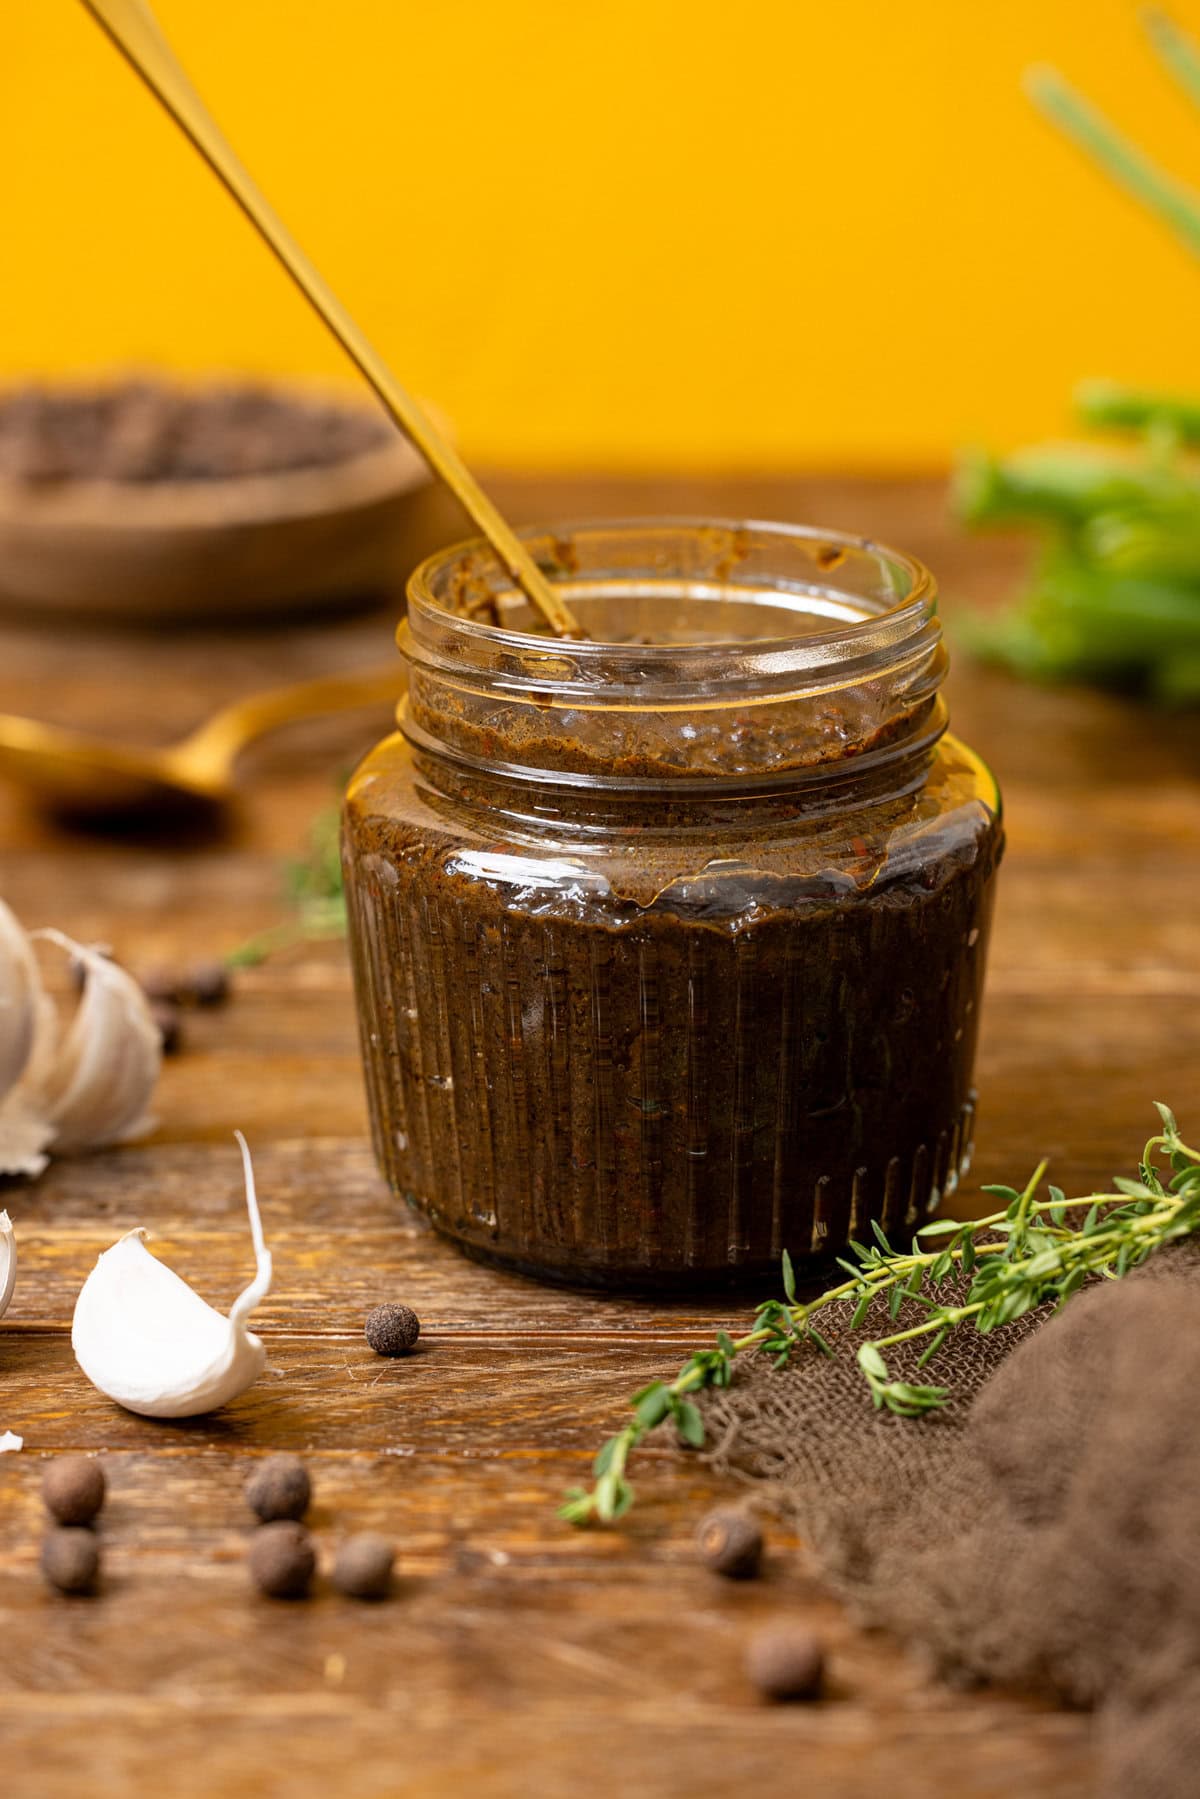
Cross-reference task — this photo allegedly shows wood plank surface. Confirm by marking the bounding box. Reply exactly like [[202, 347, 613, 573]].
[[4, 471, 1186, 1797]]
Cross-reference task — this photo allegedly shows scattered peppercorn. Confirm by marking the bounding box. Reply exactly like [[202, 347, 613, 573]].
[[247, 1521, 316, 1599], [140, 961, 232, 1009], [150, 999, 183, 1056], [364, 1303, 421, 1357], [331, 1533, 395, 1601], [245, 1453, 311, 1523], [187, 959, 231, 1007], [41, 1527, 100, 1594], [745, 1624, 826, 1702], [696, 1507, 763, 1579], [138, 967, 182, 1005], [42, 1455, 106, 1526]]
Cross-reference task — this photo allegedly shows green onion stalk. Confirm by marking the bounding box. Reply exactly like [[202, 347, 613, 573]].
[[957, 14, 1200, 701]]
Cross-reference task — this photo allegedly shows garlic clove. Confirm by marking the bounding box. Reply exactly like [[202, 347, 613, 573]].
[[0, 1094, 55, 1180], [0, 899, 39, 1097], [71, 1132, 272, 1419], [0, 903, 54, 1176], [0, 1211, 19, 1451], [0, 915, 163, 1174], [26, 932, 161, 1154], [0, 1210, 15, 1319]]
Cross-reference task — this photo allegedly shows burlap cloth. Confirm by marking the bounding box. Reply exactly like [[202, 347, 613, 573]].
[[697, 1247, 1200, 1798]]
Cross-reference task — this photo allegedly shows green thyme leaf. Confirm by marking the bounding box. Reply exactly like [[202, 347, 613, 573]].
[[562, 1108, 1200, 1527]]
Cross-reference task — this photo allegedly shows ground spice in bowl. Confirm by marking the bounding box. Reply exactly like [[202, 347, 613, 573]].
[[0, 377, 430, 623], [0, 381, 389, 485]]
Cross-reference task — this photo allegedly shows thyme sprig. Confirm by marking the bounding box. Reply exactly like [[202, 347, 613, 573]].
[[560, 1106, 1200, 1525], [226, 805, 347, 968]]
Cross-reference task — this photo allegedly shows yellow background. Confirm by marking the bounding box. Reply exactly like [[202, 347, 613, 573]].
[[5, 1, 1200, 469]]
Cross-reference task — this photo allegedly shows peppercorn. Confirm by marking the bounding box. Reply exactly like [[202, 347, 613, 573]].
[[696, 1507, 763, 1579], [331, 1533, 394, 1601], [150, 999, 183, 1056], [187, 959, 231, 1007], [364, 1303, 421, 1357], [42, 1455, 106, 1526], [245, 1453, 311, 1523], [745, 1624, 825, 1701], [139, 966, 182, 1005], [247, 1521, 316, 1598], [41, 1527, 100, 1595]]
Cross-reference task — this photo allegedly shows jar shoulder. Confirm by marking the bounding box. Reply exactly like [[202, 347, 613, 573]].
[[344, 731, 1002, 915]]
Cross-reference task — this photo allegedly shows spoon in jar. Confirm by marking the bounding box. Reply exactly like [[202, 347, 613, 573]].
[[0, 665, 403, 818], [78, 0, 581, 641]]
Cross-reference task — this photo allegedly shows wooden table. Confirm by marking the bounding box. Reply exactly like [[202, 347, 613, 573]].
[[4, 475, 1194, 1798]]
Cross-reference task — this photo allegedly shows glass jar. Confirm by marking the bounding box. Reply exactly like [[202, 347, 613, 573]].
[[342, 520, 1003, 1290]]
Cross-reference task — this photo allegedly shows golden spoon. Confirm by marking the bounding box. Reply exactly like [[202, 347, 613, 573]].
[[0, 666, 403, 816], [78, 0, 580, 640]]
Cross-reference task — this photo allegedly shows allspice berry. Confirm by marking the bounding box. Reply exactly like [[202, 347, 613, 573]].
[[41, 1527, 100, 1595], [139, 966, 182, 1005], [247, 1521, 316, 1599], [245, 1453, 311, 1523], [42, 1455, 106, 1526], [331, 1533, 395, 1601], [188, 960, 231, 1007], [139, 962, 231, 1008], [745, 1624, 826, 1702], [696, 1507, 763, 1579], [150, 999, 183, 1056], [365, 1303, 420, 1357]]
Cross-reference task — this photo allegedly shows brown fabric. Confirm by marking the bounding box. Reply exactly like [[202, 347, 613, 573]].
[[699, 1250, 1200, 1799]]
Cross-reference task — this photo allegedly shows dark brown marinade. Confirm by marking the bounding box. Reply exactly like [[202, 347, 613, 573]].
[[342, 734, 1002, 1290]]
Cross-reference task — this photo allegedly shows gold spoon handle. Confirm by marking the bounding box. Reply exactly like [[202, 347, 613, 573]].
[[177, 666, 405, 775], [79, 0, 580, 641]]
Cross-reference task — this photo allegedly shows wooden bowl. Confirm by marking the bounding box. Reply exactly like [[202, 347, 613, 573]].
[[0, 386, 433, 624]]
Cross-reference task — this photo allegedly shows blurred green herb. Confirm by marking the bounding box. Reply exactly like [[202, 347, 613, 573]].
[[956, 12, 1200, 701], [561, 1106, 1200, 1525], [226, 805, 346, 968]]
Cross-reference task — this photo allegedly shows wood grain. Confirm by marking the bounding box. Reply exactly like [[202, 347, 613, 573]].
[[0, 472, 1166, 1797]]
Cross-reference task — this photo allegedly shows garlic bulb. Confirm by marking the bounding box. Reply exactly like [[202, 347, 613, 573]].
[[0, 902, 38, 1096], [0, 1210, 14, 1320], [72, 1132, 272, 1419], [0, 901, 53, 1176], [2, 1214, 20, 1452], [0, 909, 161, 1176], [26, 933, 161, 1154]]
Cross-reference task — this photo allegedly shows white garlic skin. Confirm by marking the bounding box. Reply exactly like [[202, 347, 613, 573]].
[[71, 1133, 271, 1420], [0, 1210, 15, 1320], [28, 934, 162, 1154], [0, 901, 38, 1097], [0, 902, 54, 1176], [0, 915, 161, 1177], [1, 1214, 20, 1455]]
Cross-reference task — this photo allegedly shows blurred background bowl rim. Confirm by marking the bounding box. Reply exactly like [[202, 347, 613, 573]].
[[0, 374, 432, 531]]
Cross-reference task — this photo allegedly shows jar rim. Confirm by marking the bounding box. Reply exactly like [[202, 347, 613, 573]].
[[400, 519, 945, 791], [403, 517, 937, 684]]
